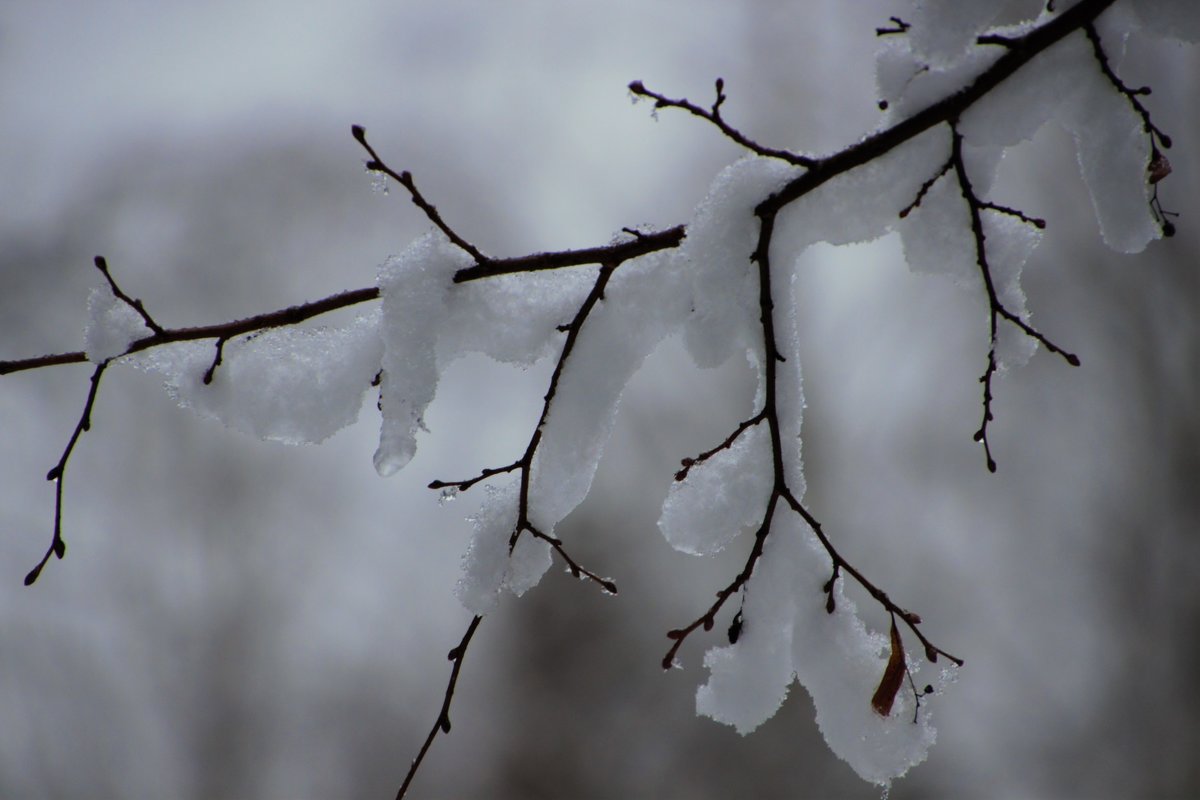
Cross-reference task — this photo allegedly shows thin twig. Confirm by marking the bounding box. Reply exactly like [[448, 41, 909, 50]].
[[352, 125, 488, 263], [24, 362, 108, 585], [629, 79, 815, 168], [396, 615, 483, 800]]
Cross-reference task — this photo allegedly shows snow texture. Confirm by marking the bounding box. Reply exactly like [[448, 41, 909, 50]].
[[84, 284, 151, 363], [374, 231, 474, 475], [127, 310, 382, 445], [679, 156, 800, 371], [659, 422, 773, 556], [908, 0, 1044, 68], [696, 513, 943, 786], [454, 480, 552, 615], [529, 251, 691, 535]]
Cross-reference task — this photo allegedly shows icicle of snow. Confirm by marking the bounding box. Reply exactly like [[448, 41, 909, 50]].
[[374, 230, 474, 475], [679, 156, 801, 370], [126, 310, 382, 445], [83, 284, 151, 363]]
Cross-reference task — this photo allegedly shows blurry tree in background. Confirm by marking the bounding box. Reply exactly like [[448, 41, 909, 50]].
[[2, 1, 1199, 799]]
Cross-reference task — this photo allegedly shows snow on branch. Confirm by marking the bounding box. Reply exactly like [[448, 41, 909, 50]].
[[2, 0, 1191, 795]]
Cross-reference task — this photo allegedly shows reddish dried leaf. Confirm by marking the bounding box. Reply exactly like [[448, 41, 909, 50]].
[[871, 618, 906, 717]]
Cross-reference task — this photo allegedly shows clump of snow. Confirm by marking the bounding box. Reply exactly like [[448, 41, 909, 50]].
[[985, 211, 1042, 369], [696, 514, 943, 786], [529, 250, 691, 535], [437, 267, 596, 367], [898, 166, 978, 288], [1055, 46, 1158, 254], [776, 127, 951, 255], [906, 0, 1044, 68], [679, 156, 800, 370], [922, 26, 1159, 254], [659, 422, 773, 556], [454, 480, 551, 615], [84, 284, 151, 363], [127, 310, 382, 445], [374, 231, 474, 475]]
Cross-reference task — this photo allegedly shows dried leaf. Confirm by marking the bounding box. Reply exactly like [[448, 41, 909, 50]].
[[871, 618, 906, 717]]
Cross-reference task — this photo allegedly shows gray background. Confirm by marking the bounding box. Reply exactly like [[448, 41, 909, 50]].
[[2, 2, 1197, 798]]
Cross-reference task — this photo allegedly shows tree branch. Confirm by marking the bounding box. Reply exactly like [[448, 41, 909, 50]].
[[396, 614, 483, 800]]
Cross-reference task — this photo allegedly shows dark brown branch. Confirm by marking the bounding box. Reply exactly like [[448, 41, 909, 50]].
[[628, 80, 816, 168], [758, 0, 1121, 217], [452, 225, 685, 283], [948, 123, 1079, 471], [781, 488, 963, 666], [674, 412, 767, 481], [525, 523, 617, 595], [3, 229, 688, 377], [662, 495, 780, 669], [876, 17, 911, 36], [2, 287, 381, 376], [428, 462, 521, 493], [1082, 23, 1172, 152], [502, 264, 619, 594], [352, 125, 488, 263], [24, 361, 108, 585], [396, 614, 483, 800]]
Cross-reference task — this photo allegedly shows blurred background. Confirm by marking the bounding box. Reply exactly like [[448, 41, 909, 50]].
[[1, 1, 1197, 797]]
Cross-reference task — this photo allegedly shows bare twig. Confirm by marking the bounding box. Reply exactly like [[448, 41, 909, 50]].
[[628, 79, 815, 168], [352, 125, 488, 263], [396, 614, 483, 800], [24, 362, 108, 585], [948, 123, 1079, 471], [94, 256, 165, 335]]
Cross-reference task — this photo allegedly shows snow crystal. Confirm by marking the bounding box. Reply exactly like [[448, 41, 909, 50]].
[[127, 310, 382, 445], [658, 422, 773, 556], [83, 284, 151, 363], [374, 231, 474, 475]]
